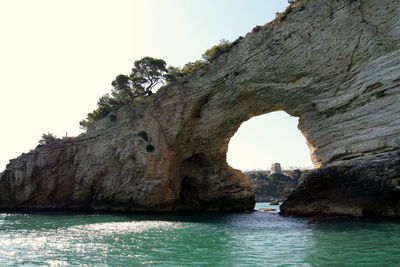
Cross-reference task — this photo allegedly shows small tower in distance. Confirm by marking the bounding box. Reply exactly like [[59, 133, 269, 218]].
[[270, 163, 282, 175]]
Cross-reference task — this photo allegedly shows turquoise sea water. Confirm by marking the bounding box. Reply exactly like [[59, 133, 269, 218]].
[[1, 203, 400, 266]]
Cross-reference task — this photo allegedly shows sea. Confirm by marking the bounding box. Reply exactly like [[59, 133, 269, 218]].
[[1, 203, 400, 266]]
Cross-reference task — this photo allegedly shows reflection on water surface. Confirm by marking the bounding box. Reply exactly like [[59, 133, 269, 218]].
[[1, 204, 400, 266]]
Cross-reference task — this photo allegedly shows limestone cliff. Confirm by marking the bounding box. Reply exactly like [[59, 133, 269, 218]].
[[1, 0, 399, 216]]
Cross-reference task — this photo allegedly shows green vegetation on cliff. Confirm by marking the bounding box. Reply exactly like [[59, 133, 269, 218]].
[[202, 39, 233, 62], [245, 169, 310, 201], [79, 0, 306, 131], [165, 38, 243, 80], [78, 40, 244, 130], [38, 132, 58, 145], [79, 57, 168, 129]]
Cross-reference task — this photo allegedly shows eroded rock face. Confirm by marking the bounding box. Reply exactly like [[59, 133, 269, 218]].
[[280, 156, 400, 218], [1, 0, 399, 215]]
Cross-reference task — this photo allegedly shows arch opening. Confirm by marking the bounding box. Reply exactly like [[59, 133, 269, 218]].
[[227, 111, 314, 202]]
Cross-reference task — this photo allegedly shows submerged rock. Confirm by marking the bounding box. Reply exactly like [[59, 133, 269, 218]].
[[0, 0, 399, 216]]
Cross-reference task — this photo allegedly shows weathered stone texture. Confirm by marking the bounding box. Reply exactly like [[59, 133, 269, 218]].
[[1, 0, 399, 216]]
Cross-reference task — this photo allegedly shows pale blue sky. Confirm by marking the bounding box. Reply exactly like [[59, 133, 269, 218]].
[[0, 0, 313, 171], [228, 112, 313, 170]]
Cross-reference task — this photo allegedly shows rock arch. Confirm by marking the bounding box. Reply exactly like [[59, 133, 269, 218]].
[[1, 0, 399, 217]]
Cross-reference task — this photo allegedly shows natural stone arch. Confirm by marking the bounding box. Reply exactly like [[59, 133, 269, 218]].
[[1, 0, 399, 217]]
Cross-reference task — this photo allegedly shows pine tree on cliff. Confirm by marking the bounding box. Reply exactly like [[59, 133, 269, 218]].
[[111, 57, 168, 101], [80, 57, 168, 130]]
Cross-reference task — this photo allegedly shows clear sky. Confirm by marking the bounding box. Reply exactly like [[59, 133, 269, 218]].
[[227, 112, 313, 171], [0, 0, 313, 171]]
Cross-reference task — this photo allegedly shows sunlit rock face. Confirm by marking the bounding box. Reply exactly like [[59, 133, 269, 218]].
[[1, 0, 399, 216]]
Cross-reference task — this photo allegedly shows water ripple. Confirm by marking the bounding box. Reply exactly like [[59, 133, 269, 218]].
[[1, 207, 400, 266]]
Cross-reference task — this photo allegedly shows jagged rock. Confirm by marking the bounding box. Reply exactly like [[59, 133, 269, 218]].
[[280, 157, 400, 218], [0, 0, 399, 215]]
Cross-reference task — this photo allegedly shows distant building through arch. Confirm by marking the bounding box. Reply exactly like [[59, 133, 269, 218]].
[[270, 163, 282, 175]]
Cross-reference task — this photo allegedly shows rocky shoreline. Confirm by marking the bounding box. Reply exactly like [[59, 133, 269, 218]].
[[280, 156, 400, 218]]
